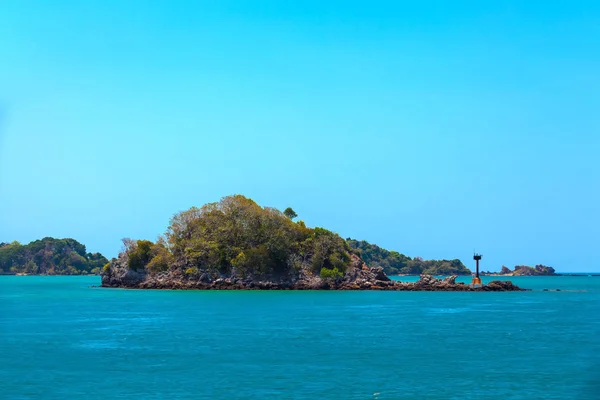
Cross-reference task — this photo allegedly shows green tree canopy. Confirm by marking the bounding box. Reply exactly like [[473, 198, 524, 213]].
[[0, 237, 109, 275], [283, 207, 298, 220], [346, 239, 471, 276], [119, 195, 352, 280]]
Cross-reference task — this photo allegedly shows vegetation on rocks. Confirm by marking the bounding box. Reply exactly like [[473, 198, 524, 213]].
[[483, 265, 556, 276], [108, 195, 353, 281], [101, 195, 523, 291], [320, 266, 344, 280], [512, 265, 556, 276], [346, 239, 471, 276], [0, 238, 108, 275]]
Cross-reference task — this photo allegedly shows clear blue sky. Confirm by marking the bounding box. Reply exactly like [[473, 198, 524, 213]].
[[0, 1, 598, 272]]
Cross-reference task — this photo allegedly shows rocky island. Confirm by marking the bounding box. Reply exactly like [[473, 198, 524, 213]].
[[101, 195, 523, 292], [482, 265, 556, 276]]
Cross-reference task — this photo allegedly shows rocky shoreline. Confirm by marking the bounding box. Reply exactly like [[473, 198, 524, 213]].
[[481, 265, 556, 276], [101, 257, 524, 292]]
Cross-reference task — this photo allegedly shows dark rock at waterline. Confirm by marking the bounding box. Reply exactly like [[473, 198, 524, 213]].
[[371, 266, 391, 282], [100, 257, 146, 287], [101, 256, 525, 291], [483, 280, 523, 292]]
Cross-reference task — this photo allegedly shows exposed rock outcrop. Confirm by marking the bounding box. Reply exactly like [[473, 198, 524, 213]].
[[101, 255, 524, 292], [501, 266, 512, 275], [482, 264, 556, 276], [101, 255, 146, 287]]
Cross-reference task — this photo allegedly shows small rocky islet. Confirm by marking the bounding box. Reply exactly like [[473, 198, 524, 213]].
[[101, 195, 524, 292], [481, 264, 556, 276]]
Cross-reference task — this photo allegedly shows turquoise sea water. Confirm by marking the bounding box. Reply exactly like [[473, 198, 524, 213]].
[[1, 276, 599, 399]]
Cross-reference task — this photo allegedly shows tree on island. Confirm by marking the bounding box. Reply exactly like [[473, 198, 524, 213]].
[[283, 207, 298, 220]]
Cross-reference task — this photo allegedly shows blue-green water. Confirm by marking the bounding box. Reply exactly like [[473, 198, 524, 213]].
[[1, 276, 599, 399]]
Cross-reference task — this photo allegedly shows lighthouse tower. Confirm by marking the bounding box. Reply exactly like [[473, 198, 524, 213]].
[[472, 253, 483, 287]]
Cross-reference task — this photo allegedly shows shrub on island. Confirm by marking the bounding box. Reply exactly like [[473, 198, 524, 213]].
[[113, 195, 352, 281]]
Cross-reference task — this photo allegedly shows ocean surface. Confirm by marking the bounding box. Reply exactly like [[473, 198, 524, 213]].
[[1, 275, 599, 400]]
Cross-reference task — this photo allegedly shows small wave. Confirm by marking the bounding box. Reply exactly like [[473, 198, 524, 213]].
[[347, 305, 392, 309], [76, 339, 123, 350], [426, 307, 471, 314]]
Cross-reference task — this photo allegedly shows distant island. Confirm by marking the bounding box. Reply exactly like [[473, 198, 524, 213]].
[[101, 195, 522, 291], [346, 239, 471, 276], [0, 238, 108, 275], [482, 265, 557, 276]]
